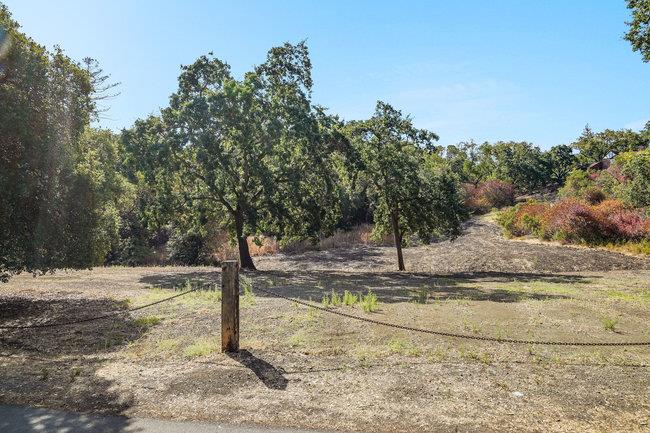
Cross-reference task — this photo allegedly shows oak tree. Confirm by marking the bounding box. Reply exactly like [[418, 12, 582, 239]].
[[346, 102, 463, 271], [161, 42, 338, 269]]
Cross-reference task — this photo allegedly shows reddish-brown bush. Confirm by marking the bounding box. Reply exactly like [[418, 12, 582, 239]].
[[540, 199, 602, 243], [465, 180, 515, 213], [593, 200, 647, 240], [499, 197, 650, 246]]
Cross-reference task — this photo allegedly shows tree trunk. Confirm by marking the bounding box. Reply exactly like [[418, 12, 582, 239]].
[[391, 210, 405, 271], [234, 211, 256, 271]]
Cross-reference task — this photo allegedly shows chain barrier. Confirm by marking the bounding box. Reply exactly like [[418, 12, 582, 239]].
[[0, 287, 198, 329], [255, 285, 650, 347], [2, 279, 648, 347]]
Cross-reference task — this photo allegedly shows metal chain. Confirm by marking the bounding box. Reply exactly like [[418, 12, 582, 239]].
[[255, 285, 650, 347], [0, 288, 198, 329]]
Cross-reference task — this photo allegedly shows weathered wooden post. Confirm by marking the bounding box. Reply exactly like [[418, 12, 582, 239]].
[[221, 260, 239, 352]]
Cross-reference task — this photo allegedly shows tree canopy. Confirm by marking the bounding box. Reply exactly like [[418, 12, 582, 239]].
[[625, 0, 650, 62], [154, 42, 340, 269], [346, 102, 463, 271], [0, 6, 97, 281]]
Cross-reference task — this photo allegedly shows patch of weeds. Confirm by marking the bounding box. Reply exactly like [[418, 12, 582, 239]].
[[605, 290, 650, 303], [306, 306, 319, 322], [428, 347, 448, 362], [117, 298, 132, 309], [184, 290, 222, 306], [156, 338, 181, 354], [288, 332, 306, 347], [241, 282, 255, 307], [463, 320, 482, 334], [184, 337, 217, 358], [342, 290, 359, 306], [133, 315, 161, 328], [330, 290, 341, 306], [353, 346, 379, 366], [601, 316, 619, 332], [135, 288, 173, 305], [411, 286, 430, 304], [321, 294, 331, 307], [102, 331, 125, 349], [387, 339, 421, 357], [360, 290, 378, 313], [459, 348, 491, 364], [478, 352, 493, 364]]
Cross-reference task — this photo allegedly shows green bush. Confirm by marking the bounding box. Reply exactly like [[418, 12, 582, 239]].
[[496, 206, 519, 237], [168, 231, 205, 265], [618, 150, 650, 208], [559, 169, 592, 198]]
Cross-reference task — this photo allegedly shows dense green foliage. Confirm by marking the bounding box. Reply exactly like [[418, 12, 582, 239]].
[[346, 102, 463, 270], [625, 0, 650, 62], [559, 149, 650, 208], [156, 42, 341, 269], [444, 125, 649, 198], [572, 125, 650, 165], [0, 7, 97, 281]]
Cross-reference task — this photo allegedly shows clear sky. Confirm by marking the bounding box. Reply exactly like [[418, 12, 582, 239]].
[[4, 0, 649, 149]]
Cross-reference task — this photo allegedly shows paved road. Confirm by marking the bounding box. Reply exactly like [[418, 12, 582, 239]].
[[0, 405, 329, 433]]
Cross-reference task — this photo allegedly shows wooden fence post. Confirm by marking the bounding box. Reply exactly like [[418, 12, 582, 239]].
[[221, 260, 239, 353]]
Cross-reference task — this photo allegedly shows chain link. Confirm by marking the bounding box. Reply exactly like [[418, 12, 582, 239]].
[[0, 288, 198, 329], [255, 285, 650, 347]]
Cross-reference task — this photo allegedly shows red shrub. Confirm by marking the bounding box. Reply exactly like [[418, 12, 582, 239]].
[[540, 199, 602, 243], [465, 180, 515, 213], [593, 200, 647, 240]]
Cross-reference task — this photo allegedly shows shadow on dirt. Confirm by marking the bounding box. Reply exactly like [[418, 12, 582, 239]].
[[227, 350, 288, 390], [140, 270, 222, 290], [136, 269, 590, 304], [0, 296, 152, 428], [269, 245, 389, 268]]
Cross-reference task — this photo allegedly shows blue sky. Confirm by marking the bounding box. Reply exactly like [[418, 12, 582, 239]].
[[4, 0, 649, 149]]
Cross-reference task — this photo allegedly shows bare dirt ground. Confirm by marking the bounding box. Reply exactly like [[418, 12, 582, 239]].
[[255, 217, 650, 273], [1, 218, 649, 433]]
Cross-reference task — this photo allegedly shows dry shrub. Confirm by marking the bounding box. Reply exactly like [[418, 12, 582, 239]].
[[280, 224, 393, 254], [465, 180, 515, 213], [212, 234, 279, 261], [318, 224, 393, 249], [248, 236, 279, 255]]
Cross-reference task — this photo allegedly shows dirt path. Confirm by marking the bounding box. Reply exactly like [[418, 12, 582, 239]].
[[256, 217, 650, 273]]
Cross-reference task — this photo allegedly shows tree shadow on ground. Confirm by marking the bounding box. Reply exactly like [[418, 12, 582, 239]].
[[136, 269, 591, 304], [250, 269, 591, 303], [0, 296, 152, 432], [269, 245, 389, 268], [140, 270, 222, 290]]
